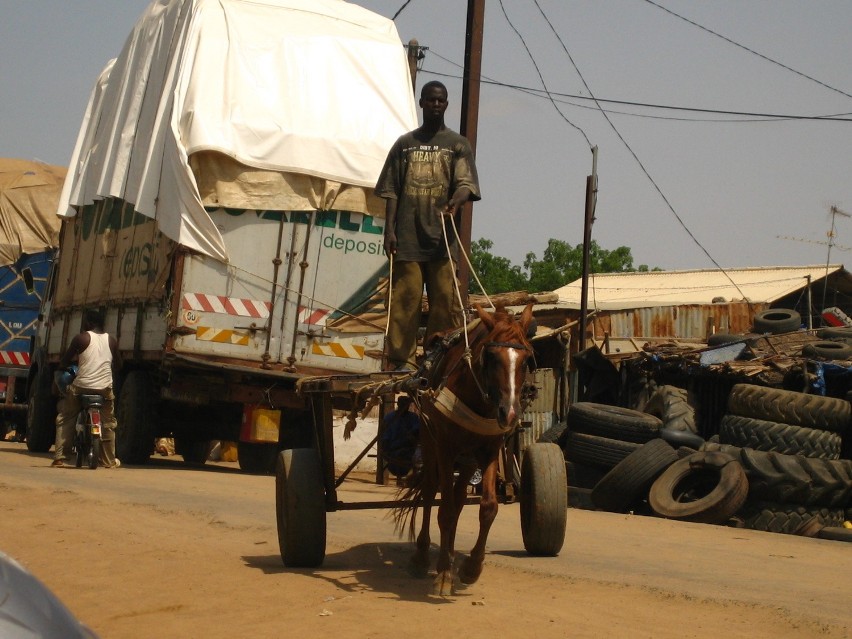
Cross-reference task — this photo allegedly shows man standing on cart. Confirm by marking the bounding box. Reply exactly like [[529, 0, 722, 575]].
[[375, 80, 481, 371]]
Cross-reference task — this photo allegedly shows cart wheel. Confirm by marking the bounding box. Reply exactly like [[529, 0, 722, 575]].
[[276, 448, 326, 567], [520, 443, 567, 556]]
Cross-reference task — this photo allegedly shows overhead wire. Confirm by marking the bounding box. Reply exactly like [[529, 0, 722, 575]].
[[642, 0, 852, 101], [528, 0, 750, 302], [496, 0, 592, 149], [391, 0, 413, 21], [422, 57, 852, 123]]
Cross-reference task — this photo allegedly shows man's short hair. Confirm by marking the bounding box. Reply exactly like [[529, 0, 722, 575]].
[[420, 80, 447, 98], [84, 309, 104, 328]]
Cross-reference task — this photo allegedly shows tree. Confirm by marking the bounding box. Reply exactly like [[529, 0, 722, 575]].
[[468, 238, 528, 294], [523, 239, 638, 292]]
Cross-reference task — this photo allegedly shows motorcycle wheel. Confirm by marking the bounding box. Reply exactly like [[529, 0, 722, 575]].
[[75, 431, 85, 468], [88, 437, 100, 470]]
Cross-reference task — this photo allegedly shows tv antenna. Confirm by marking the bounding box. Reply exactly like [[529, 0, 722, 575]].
[[823, 205, 850, 311], [776, 205, 851, 314]]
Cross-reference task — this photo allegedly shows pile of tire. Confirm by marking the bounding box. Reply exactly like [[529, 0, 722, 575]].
[[576, 383, 852, 541], [564, 389, 703, 513], [698, 383, 852, 537]]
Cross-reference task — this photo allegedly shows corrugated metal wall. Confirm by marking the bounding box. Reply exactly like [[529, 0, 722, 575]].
[[519, 367, 560, 451], [588, 303, 762, 341]]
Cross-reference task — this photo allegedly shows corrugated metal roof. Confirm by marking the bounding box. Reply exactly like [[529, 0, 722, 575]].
[[554, 265, 848, 310]]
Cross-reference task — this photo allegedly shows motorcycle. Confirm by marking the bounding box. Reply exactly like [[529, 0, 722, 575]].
[[74, 394, 103, 470], [57, 366, 103, 470]]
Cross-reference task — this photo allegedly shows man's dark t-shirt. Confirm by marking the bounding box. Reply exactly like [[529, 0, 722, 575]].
[[375, 128, 481, 262]]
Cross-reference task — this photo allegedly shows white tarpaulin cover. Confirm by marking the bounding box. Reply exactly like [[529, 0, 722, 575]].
[[59, 0, 417, 261]]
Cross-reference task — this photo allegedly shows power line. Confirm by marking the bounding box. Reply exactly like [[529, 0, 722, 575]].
[[531, 0, 750, 302], [497, 0, 592, 148], [392, 0, 413, 21], [642, 0, 852, 101], [423, 55, 852, 123]]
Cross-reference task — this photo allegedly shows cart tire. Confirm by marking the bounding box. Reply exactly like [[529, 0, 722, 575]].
[[520, 443, 567, 556], [238, 441, 278, 474], [591, 439, 678, 513], [88, 437, 100, 470], [726, 384, 851, 433], [276, 448, 326, 567], [26, 367, 55, 452], [648, 451, 748, 524], [116, 371, 156, 464]]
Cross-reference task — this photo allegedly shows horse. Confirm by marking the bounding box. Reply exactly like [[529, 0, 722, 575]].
[[396, 303, 535, 596]]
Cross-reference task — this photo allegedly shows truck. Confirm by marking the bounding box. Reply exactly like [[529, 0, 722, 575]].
[[25, 0, 420, 471], [0, 159, 65, 440]]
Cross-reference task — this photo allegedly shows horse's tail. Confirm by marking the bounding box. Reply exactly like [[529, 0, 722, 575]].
[[390, 469, 426, 542]]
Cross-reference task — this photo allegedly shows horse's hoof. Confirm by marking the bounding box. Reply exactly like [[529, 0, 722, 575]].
[[407, 555, 430, 579], [458, 557, 483, 585], [432, 570, 455, 596]]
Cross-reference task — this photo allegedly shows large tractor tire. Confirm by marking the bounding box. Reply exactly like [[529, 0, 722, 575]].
[[727, 384, 851, 434]]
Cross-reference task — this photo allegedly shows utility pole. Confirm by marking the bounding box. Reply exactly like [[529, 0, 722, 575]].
[[578, 146, 599, 352], [457, 0, 485, 302]]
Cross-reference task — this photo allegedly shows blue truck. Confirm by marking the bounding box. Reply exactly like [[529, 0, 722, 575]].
[[0, 159, 65, 440]]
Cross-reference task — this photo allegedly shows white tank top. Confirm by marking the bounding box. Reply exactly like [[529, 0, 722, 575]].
[[73, 332, 113, 390]]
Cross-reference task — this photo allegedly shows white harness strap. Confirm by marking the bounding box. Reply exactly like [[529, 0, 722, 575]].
[[430, 387, 503, 436]]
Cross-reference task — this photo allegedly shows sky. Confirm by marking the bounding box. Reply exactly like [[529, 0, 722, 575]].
[[3, 1, 852, 274]]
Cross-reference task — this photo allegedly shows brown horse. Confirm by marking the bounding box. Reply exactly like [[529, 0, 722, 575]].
[[397, 303, 535, 596]]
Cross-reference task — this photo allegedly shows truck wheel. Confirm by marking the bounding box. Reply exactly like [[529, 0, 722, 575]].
[[175, 439, 210, 465], [276, 448, 326, 567], [520, 443, 567, 556], [116, 371, 155, 464], [26, 368, 55, 452], [238, 441, 278, 474]]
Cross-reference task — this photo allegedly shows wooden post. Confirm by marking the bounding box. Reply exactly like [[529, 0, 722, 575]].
[[578, 146, 598, 352], [457, 0, 485, 302]]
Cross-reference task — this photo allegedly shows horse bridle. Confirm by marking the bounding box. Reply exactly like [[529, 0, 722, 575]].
[[468, 339, 533, 402]]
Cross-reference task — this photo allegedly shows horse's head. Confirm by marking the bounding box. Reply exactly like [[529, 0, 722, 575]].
[[474, 303, 535, 430]]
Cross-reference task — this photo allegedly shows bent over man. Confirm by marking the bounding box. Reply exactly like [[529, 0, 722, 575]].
[[375, 80, 481, 370], [52, 309, 122, 468]]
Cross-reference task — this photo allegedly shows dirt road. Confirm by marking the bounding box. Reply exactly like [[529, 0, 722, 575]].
[[1, 440, 850, 638]]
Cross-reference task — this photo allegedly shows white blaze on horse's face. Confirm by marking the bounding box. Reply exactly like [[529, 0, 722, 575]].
[[482, 343, 528, 430]]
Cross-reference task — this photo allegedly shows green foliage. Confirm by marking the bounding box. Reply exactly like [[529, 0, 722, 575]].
[[468, 238, 528, 295], [467, 237, 650, 294]]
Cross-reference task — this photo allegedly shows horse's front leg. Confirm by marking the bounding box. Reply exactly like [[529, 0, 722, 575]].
[[433, 458, 459, 596], [409, 468, 437, 578], [459, 456, 499, 585]]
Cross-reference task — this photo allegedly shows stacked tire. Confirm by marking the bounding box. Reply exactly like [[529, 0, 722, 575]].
[[705, 384, 852, 535]]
